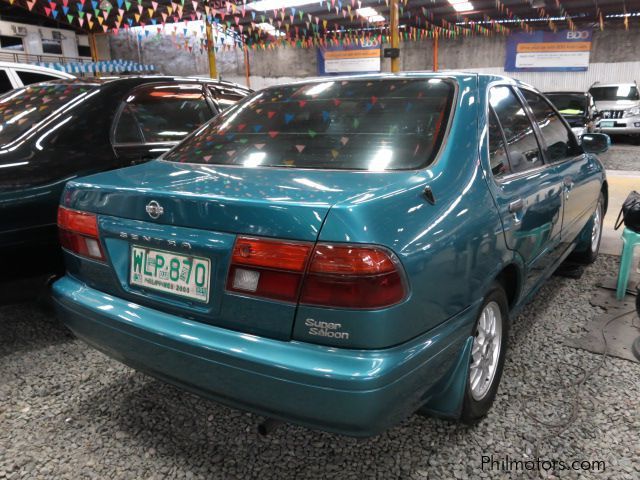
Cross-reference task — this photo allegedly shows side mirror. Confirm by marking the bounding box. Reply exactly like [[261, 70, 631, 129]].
[[581, 133, 610, 154]]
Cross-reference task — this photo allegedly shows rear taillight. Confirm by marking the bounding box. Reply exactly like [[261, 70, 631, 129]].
[[57, 206, 105, 261], [226, 237, 312, 302], [226, 236, 406, 309], [300, 244, 406, 309]]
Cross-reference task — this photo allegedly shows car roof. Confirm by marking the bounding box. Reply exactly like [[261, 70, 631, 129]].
[[257, 71, 537, 90], [0, 61, 75, 78], [590, 83, 637, 88], [544, 91, 588, 95], [23, 75, 252, 91]]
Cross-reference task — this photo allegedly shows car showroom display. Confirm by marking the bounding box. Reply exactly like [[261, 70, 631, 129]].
[[52, 73, 609, 437], [545, 90, 597, 140], [0, 76, 249, 263]]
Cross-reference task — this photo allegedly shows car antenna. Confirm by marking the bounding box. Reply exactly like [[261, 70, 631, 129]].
[[423, 186, 436, 205]]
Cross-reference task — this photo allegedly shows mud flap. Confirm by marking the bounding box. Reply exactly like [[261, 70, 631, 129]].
[[417, 336, 473, 419]]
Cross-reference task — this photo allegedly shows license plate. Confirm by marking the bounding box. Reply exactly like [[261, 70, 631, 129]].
[[600, 121, 615, 127], [130, 246, 211, 302]]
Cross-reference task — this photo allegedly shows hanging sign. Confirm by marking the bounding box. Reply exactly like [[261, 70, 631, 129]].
[[505, 30, 592, 72], [317, 44, 381, 75]]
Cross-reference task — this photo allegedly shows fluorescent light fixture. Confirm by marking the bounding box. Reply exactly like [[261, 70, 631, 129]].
[[158, 130, 189, 136], [450, 1, 474, 12], [368, 148, 393, 171], [247, 0, 317, 12], [356, 7, 385, 23], [306, 81, 334, 96], [256, 22, 285, 37], [6, 107, 35, 124], [244, 152, 266, 167], [0, 161, 28, 169]]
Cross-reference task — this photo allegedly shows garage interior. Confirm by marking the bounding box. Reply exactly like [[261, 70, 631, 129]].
[[1, 1, 639, 479]]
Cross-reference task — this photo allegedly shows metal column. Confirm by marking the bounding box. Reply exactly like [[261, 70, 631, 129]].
[[390, 0, 400, 73]]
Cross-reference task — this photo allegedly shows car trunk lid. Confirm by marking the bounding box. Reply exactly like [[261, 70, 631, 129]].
[[62, 160, 410, 340]]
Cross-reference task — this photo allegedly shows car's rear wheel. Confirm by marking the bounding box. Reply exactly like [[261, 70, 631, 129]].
[[570, 192, 604, 265], [461, 283, 509, 424]]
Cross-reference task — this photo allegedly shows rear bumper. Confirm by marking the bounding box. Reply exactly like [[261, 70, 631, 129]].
[[52, 275, 475, 437]]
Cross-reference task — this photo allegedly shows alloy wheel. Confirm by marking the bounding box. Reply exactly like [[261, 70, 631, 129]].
[[469, 301, 503, 401], [591, 201, 603, 253]]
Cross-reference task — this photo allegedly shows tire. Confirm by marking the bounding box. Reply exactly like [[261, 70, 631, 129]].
[[460, 283, 510, 424], [570, 192, 604, 265]]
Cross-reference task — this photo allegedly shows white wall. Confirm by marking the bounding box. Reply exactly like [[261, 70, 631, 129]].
[[222, 75, 304, 90], [0, 20, 81, 59], [453, 62, 640, 92], [222, 62, 640, 93]]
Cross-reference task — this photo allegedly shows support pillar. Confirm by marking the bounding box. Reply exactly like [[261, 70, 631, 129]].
[[390, 0, 400, 73]]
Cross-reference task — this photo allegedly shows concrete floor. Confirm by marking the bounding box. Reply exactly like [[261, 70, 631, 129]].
[[0, 141, 638, 480], [2, 256, 638, 480]]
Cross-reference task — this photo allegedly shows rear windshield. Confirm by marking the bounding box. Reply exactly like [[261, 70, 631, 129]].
[[545, 93, 587, 115], [589, 85, 639, 101], [164, 78, 455, 170], [0, 83, 96, 145]]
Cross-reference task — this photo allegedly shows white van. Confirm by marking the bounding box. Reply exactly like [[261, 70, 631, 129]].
[[0, 61, 74, 94]]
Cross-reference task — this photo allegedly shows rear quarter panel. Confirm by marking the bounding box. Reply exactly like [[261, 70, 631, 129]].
[[293, 74, 514, 349]]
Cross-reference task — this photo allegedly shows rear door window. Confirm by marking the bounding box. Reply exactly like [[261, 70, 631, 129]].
[[166, 78, 456, 170], [208, 85, 248, 110], [113, 105, 144, 144], [0, 83, 97, 145], [0, 69, 13, 93], [487, 107, 511, 179], [489, 86, 543, 174], [15, 70, 60, 86], [521, 89, 578, 163], [113, 84, 212, 144]]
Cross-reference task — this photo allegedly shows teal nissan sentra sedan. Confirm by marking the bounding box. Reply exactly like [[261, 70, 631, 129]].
[[52, 73, 609, 436]]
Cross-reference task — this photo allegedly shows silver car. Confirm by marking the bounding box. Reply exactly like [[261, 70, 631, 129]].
[[589, 82, 640, 137]]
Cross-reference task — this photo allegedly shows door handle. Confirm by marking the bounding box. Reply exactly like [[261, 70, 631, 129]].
[[563, 176, 574, 189], [509, 198, 524, 213], [563, 177, 574, 200]]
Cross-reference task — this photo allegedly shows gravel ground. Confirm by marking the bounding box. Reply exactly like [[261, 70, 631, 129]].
[[598, 139, 640, 171], [1, 255, 639, 480]]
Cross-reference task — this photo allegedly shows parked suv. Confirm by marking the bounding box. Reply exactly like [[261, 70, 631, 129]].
[[589, 82, 640, 138]]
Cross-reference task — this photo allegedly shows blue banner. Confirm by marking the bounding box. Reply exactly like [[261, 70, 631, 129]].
[[505, 30, 592, 72], [317, 44, 381, 76]]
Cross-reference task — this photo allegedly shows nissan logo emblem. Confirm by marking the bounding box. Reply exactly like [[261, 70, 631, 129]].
[[145, 200, 164, 219]]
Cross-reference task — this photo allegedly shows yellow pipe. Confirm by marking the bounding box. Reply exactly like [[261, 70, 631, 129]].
[[433, 31, 438, 72], [205, 19, 218, 79], [243, 45, 251, 89], [390, 0, 400, 73], [89, 33, 98, 62]]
